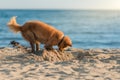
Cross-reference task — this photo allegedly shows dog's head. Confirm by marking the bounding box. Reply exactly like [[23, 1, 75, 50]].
[[58, 36, 72, 51]]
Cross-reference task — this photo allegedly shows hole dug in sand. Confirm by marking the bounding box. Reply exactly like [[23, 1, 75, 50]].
[[28, 49, 75, 62]]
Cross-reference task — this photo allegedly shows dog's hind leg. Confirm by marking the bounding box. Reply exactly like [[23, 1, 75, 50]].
[[36, 42, 40, 51], [30, 42, 35, 53]]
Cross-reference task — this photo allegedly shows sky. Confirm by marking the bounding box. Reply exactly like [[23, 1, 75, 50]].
[[0, 0, 120, 10]]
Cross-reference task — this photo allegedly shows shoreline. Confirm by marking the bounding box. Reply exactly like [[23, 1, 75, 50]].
[[0, 47, 120, 80]]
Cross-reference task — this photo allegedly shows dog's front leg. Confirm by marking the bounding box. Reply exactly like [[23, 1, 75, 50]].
[[58, 47, 64, 52], [30, 42, 35, 53]]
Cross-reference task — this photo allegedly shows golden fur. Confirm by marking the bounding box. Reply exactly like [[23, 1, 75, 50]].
[[7, 16, 72, 52]]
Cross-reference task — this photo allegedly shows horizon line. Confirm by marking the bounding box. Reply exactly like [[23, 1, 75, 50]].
[[0, 8, 120, 11]]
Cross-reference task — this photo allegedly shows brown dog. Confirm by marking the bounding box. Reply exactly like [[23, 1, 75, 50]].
[[7, 16, 72, 53]]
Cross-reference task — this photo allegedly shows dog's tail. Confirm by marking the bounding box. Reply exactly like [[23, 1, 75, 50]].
[[7, 16, 21, 33]]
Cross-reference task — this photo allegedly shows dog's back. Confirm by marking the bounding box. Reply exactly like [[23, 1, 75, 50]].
[[21, 21, 64, 44]]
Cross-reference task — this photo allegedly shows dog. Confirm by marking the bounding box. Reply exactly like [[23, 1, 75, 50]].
[[7, 16, 72, 53]]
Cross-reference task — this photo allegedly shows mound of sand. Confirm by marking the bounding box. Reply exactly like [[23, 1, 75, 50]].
[[0, 47, 89, 62]]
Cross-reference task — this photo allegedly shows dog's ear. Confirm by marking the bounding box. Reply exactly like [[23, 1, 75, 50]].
[[58, 36, 72, 51], [7, 16, 17, 26]]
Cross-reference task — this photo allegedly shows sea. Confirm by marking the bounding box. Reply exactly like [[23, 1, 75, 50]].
[[0, 9, 120, 49]]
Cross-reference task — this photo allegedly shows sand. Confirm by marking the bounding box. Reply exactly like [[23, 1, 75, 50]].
[[0, 47, 120, 80]]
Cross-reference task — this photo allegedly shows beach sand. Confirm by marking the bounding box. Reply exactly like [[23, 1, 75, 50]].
[[0, 47, 120, 80]]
